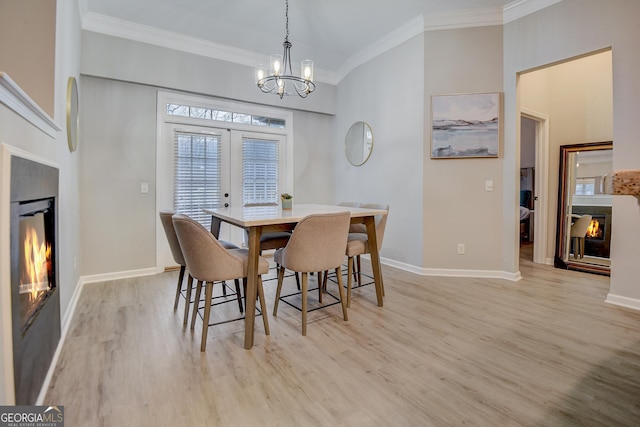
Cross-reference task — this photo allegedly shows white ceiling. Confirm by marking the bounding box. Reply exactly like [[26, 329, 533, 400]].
[[81, 0, 554, 83]]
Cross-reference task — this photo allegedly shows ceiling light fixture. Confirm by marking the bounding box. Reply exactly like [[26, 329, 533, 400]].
[[255, 0, 315, 99]]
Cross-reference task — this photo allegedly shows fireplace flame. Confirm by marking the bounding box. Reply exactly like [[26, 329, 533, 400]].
[[21, 225, 51, 300], [586, 219, 600, 238]]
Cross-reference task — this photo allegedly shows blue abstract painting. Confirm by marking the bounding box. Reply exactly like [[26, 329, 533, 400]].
[[431, 92, 500, 158]]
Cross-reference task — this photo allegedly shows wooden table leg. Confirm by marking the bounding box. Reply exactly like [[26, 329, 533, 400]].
[[364, 216, 384, 307], [244, 226, 262, 349]]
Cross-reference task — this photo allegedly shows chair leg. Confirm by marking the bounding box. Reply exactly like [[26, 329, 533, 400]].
[[174, 265, 186, 311], [222, 280, 228, 296], [190, 280, 203, 330], [317, 271, 323, 304], [235, 279, 243, 313], [356, 255, 362, 287], [295, 272, 301, 290], [200, 281, 214, 352], [301, 272, 308, 336], [273, 266, 285, 316], [335, 267, 348, 322], [347, 256, 354, 308], [183, 274, 194, 326], [257, 276, 270, 335]]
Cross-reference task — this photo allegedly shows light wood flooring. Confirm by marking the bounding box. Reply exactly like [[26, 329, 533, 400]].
[[45, 254, 640, 426]]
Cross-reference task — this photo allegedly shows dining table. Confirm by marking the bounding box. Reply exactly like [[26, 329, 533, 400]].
[[203, 203, 387, 349]]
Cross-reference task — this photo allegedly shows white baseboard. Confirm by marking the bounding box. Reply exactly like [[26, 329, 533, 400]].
[[81, 267, 158, 285], [605, 293, 640, 311], [378, 255, 522, 281]]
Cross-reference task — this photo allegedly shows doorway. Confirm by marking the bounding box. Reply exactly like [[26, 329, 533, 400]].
[[518, 49, 613, 271]]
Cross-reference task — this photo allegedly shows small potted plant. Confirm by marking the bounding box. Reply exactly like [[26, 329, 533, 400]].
[[281, 193, 293, 210]]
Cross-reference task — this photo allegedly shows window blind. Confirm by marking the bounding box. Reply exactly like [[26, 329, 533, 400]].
[[242, 137, 279, 206], [173, 131, 222, 226]]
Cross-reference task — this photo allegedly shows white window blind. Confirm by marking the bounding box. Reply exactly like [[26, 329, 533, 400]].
[[174, 131, 222, 226], [242, 137, 279, 206]]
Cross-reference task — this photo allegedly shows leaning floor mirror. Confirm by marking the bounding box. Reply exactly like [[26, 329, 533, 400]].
[[554, 141, 612, 276]]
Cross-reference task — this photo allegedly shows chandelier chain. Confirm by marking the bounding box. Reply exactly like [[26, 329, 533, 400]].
[[285, 0, 289, 41]]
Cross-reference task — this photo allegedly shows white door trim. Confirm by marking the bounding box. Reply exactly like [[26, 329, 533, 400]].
[[521, 107, 550, 265]]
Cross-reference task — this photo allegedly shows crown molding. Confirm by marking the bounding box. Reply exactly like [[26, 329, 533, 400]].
[[81, 12, 337, 85], [335, 6, 503, 83], [503, 0, 563, 23], [423, 7, 503, 31], [81, 0, 561, 87], [336, 15, 425, 83]]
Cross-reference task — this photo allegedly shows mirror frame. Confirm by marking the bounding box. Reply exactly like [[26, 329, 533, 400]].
[[345, 121, 373, 166], [66, 76, 79, 152], [554, 141, 612, 276]]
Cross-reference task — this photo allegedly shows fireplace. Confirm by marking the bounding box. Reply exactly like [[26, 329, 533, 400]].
[[572, 206, 612, 258], [10, 155, 61, 405]]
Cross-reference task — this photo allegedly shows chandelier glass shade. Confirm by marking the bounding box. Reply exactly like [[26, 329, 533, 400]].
[[255, 0, 315, 99]]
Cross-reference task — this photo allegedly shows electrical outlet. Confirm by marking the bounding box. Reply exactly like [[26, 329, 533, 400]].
[[457, 243, 465, 255], [141, 183, 149, 194]]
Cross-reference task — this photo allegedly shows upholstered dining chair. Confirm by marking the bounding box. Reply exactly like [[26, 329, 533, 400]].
[[344, 203, 389, 307], [570, 214, 592, 259], [160, 211, 243, 326], [172, 214, 270, 351], [338, 201, 366, 234], [273, 212, 351, 336]]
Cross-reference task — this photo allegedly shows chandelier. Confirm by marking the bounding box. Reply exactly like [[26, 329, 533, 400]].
[[255, 0, 315, 99]]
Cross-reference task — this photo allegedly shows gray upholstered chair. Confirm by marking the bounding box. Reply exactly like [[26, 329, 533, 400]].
[[159, 211, 189, 315], [338, 201, 366, 234], [570, 214, 592, 259], [160, 211, 243, 326], [345, 203, 389, 307], [172, 214, 270, 351], [273, 212, 350, 336]]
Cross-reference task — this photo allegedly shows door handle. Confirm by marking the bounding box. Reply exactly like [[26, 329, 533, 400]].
[[224, 193, 229, 198], [224, 203, 229, 207]]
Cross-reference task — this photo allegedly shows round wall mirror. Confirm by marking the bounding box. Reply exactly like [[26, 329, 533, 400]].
[[345, 121, 373, 166], [66, 76, 79, 152]]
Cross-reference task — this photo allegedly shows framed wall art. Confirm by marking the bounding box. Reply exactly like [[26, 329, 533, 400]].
[[431, 92, 501, 159]]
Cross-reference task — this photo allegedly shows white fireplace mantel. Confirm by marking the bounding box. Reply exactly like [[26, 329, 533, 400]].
[[0, 72, 61, 138]]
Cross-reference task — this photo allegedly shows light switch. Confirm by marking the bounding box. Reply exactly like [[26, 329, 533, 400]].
[[485, 180, 494, 191], [141, 183, 149, 194]]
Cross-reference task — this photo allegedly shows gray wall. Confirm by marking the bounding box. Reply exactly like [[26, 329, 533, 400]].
[[423, 25, 504, 272], [334, 34, 424, 268], [79, 77, 157, 275]]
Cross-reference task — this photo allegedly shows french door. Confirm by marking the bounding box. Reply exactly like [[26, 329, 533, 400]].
[[157, 123, 285, 269]]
